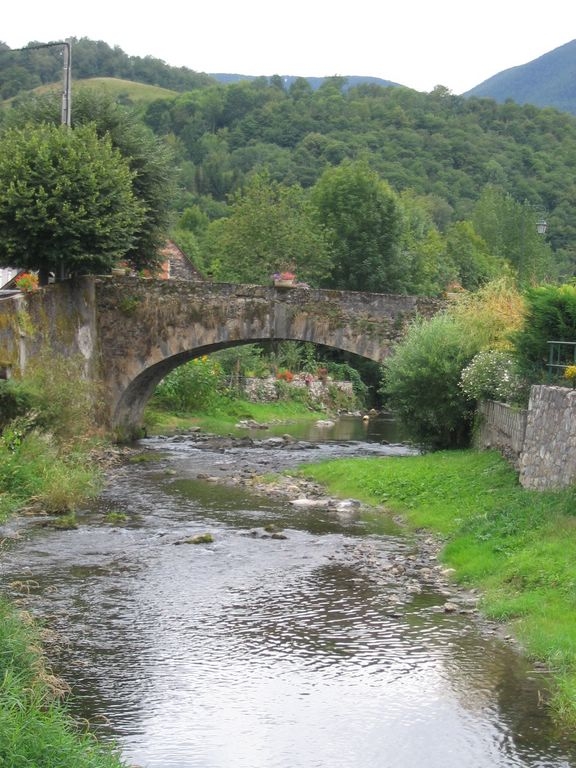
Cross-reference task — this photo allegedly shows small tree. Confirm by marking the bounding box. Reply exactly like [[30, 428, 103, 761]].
[[0, 123, 145, 276], [311, 160, 405, 292], [5, 90, 175, 272], [381, 313, 478, 449]]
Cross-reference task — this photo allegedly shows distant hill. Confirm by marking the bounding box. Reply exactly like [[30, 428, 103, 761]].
[[33, 77, 178, 105], [209, 74, 401, 90], [464, 40, 576, 115]]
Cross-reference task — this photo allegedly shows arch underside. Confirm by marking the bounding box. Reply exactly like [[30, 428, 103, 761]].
[[111, 334, 386, 435]]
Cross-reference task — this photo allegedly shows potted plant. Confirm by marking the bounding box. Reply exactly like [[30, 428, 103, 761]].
[[272, 271, 296, 288], [14, 272, 39, 292]]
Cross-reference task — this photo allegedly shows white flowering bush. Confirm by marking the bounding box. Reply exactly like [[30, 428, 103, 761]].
[[460, 350, 528, 405]]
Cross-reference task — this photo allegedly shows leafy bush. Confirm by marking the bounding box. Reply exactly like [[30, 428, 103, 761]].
[[154, 356, 229, 413], [460, 350, 529, 405], [23, 354, 99, 442], [381, 313, 478, 449], [0, 380, 33, 432], [512, 284, 576, 381]]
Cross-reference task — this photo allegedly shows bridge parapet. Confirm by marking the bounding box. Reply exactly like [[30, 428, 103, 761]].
[[0, 276, 442, 436]]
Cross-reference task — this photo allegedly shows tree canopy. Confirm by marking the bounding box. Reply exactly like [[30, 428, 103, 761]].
[[3, 90, 175, 271], [0, 123, 145, 275], [311, 161, 404, 292], [205, 171, 332, 285]]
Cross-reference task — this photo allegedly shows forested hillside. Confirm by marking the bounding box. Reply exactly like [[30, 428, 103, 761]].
[[2, 38, 576, 295], [465, 39, 576, 115]]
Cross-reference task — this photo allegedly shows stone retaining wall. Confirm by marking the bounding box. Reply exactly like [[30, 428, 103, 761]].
[[518, 385, 576, 489], [243, 376, 353, 403], [477, 386, 576, 489], [475, 400, 527, 463]]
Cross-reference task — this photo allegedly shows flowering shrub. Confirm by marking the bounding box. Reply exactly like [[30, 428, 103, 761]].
[[276, 369, 294, 382], [564, 365, 576, 387], [15, 272, 38, 292], [460, 350, 527, 404]]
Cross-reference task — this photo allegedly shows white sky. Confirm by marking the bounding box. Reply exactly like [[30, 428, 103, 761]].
[[2, 0, 575, 94]]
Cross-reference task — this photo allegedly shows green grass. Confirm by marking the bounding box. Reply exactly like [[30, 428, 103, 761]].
[[298, 449, 576, 727], [3, 77, 179, 108], [0, 599, 124, 768], [146, 397, 324, 436]]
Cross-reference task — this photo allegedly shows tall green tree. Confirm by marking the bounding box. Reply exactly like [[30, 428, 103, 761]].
[[0, 123, 145, 276], [472, 186, 554, 286], [4, 90, 175, 271], [203, 170, 332, 285], [311, 161, 405, 292]]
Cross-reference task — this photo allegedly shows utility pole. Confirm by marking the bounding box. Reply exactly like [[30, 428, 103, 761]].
[[2, 40, 72, 126], [60, 40, 72, 127]]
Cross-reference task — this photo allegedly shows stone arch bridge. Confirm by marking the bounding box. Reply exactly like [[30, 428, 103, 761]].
[[0, 276, 441, 437]]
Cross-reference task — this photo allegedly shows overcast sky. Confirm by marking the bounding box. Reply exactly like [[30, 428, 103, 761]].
[[2, 0, 575, 94]]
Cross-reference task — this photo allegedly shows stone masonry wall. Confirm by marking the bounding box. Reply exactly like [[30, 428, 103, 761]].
[[474, 400, 528, 465], [243, 376, 354, 403], [477, 386, 576, 489], [518, 385, 576, 490]]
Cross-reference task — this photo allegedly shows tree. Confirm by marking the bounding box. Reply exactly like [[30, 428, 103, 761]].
[[311, 161, 405, 292], [5, 90, 175, 271], [203, 170, 332, 285], [0, 123, 145, 276], [472, 186, 554, 286], [381, 278, 526, 448], [381, 313, 478, 449]]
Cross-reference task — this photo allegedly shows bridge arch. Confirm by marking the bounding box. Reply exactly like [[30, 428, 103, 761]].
[[113, 337, 382, 434], [93, 279, 441, 438], [0, 277, 441, 438]]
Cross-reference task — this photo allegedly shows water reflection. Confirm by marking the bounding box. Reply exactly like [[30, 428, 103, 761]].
[[0, 423, 575, 768]]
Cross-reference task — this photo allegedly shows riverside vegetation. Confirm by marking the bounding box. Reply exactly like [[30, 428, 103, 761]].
[[2, 330, 576, 766], [0, 358, 126, 768], [298, 451, 576, 728]]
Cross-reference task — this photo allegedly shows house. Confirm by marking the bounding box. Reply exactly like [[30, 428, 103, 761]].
[[158, 241, 204, 281]]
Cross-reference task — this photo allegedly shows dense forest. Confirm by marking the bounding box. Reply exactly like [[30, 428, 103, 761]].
[[2, 37, 576, 295]]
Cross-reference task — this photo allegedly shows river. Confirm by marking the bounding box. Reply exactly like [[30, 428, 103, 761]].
[[1, 416, 575, 768]]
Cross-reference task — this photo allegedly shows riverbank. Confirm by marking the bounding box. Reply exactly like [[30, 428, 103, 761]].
[[293, 449, 576, 728], [164, 426, 576, 727]]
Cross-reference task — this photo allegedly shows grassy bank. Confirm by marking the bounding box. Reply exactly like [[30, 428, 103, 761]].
[[0, 600, 124, 767], [297, 449, 576, 727], [145, 397, 326, 436], [0, 368, 125, 767]]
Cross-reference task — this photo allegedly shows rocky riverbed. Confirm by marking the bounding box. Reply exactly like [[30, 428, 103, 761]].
[[138, 429, 521, 646]]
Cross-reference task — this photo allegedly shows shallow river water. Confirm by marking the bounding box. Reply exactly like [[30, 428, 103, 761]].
[[1, 417, 576, 768]]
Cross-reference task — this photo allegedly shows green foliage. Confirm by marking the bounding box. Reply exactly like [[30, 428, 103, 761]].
[[4, 89, 175, 272], [153, 356, 230, 413], [0, 379, 33, 431], [0, 122, 145, 275], [381, 313, 478, 448], [459, 349, 528, 404], [22, 353, 100, 442], [0, 597, 124, 768], [512, 284, 576, 380], [311, 160, 405, 292], [6, 47, 576, 292], [472, 187, 556, 286], [205, 170, 332, 285]]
